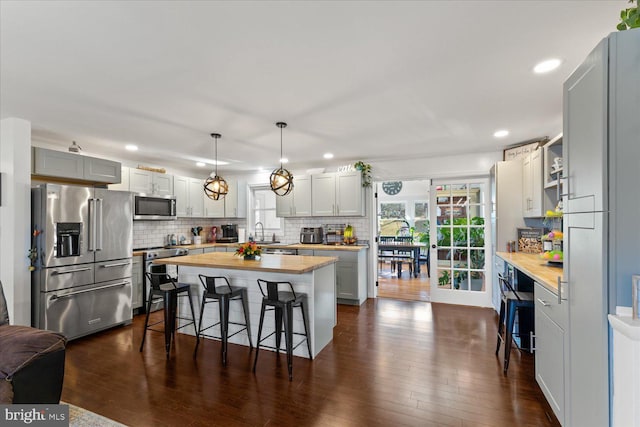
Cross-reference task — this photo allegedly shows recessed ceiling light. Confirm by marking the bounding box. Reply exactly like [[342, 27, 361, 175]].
[[323, 153, 334, 159], [280, 158, 289, 164], [494, 130, 509, 138], [196, 162, 206, 167], [534, 58, 561, 74], [125, 144, 138, 151]]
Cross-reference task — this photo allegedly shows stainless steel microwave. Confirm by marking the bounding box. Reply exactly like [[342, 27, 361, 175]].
[[133, 194, 177, 220]]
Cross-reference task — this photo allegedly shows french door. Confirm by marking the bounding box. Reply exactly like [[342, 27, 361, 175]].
[[429, 179, 493, 307]]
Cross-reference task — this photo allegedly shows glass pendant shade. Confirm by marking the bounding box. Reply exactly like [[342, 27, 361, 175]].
[[204, 133, 228, 200], [271, 122, 294, 196]]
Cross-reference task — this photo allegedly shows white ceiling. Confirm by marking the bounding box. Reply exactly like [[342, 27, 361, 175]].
[[0, 1, 623, 177]]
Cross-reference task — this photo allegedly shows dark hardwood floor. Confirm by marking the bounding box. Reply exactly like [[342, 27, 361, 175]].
[[62, 299, 559, 426]]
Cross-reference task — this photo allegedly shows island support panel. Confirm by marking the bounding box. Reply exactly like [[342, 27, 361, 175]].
[[176, 263, 336, 358]]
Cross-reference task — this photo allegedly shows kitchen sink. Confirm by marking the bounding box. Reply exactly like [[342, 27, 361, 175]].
[[253, 240, 281, 245]]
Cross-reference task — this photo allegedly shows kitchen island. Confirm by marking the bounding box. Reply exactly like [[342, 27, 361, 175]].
[[153, 252, 338, 358]]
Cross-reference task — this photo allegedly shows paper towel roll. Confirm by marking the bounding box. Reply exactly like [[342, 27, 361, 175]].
[[238, 228, 246, 243]]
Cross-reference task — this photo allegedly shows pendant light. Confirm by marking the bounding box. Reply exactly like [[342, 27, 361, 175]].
[[203, 133, 228, 200], [270, 122, 294, 196]]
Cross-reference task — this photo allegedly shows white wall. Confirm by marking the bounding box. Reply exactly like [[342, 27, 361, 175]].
[[0, 118, 32, 325], [371, 151, 502, 181]]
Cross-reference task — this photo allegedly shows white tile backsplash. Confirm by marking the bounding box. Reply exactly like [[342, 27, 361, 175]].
[[133, 218, 247, 249], [282, 217, 370, 244], [134, 215, 371, 249]]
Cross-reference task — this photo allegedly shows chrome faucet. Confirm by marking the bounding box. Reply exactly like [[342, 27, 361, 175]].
[[255, 222, 265, 242]]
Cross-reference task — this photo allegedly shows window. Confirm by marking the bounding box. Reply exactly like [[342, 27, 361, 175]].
[[414, 201, 428, 219], [252, 187, 282, 234]]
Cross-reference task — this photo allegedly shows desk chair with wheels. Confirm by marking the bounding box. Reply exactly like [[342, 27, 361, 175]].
[[495, 273, 534, 373], [140, 264, 197, 358]]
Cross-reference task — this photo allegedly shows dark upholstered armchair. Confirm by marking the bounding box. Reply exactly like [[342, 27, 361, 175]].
[[0, 280, 67, 403]]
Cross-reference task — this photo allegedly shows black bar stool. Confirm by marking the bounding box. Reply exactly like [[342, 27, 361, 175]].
[[193, 275, 252, 365], [495, 273, 534, 373], [140, 264, 197, 359], [253, 279, 312, 381]]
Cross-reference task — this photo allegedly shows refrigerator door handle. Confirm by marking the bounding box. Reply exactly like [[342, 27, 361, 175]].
[[96, 198, 104, 251], [88, 198, 96, 252]]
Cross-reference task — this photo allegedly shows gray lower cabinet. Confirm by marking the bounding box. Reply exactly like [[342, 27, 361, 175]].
[[314, 249, 367, 305], [132, 256, 143, 311], [534, 281, 567, 426]]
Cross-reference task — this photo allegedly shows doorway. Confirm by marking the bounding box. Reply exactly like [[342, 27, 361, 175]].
[[375, 180, 431, 302]]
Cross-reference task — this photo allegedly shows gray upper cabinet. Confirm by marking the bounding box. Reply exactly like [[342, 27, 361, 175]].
[[522, 148, 544, 217], [129, 168, 173, 196], [311, 174, 336, 216], [174, 175, 204, 217], [563, 38, 608, 214], [275, 175, 311, 217], [201, 179, 246, 218], [224, 179, 247, 218], [32, 147, 121, 184], [312, 171, 365, 217], [108, 166, 130, 191], [336, 171, 365, 216]]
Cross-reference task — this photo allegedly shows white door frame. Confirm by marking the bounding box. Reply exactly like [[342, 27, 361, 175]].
[[429, 178, 493, 307]]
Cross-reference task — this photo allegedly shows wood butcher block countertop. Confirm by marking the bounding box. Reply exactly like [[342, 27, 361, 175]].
[[152, 251, 338, 274], [496, 252, 564, 293]]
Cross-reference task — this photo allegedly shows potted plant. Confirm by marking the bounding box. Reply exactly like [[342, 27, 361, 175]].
[[235, 242, 262, 260], [353, 161, 372, 187], [617, 0, 639, 30]]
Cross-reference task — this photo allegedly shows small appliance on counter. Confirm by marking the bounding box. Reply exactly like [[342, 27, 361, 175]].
[[217, 224, 239, 243], [323, 224, 345, 245], [300, 227, 323, 244]]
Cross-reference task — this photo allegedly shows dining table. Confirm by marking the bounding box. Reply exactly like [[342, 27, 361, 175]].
[[377, 241, 427, 278]]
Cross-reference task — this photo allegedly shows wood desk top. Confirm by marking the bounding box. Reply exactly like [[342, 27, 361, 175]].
[[496, 252, 563, 293], [152, 252, 338, 274]]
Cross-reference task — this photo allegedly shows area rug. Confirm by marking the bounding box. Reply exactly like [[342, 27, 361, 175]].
[[62, 401, 127, 427]]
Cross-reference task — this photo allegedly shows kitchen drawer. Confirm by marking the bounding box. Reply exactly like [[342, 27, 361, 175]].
[[40, 279, 132, 340], [42, 264, 94, 292], [95, 259, 132, 283], [534, 281, 567, 329]]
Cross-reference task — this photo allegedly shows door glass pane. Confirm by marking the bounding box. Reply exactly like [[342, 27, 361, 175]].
[[453, 269, 468, 290], [433, 180, 487, 294], [437, 268, 451, 289], [437, 225, 451, 247], [469, 249, 485, 270]]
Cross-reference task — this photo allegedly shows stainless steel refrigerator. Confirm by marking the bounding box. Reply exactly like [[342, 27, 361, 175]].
[[31, 184, 133, 339]]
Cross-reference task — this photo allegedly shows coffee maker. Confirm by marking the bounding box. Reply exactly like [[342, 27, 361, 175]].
[[218, 224, 238, 243]]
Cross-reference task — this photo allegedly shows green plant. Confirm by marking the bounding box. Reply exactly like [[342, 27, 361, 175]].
[[354, 161, 372, 187], [618, 0, 639, 30], [438, 270, 450, 287]]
